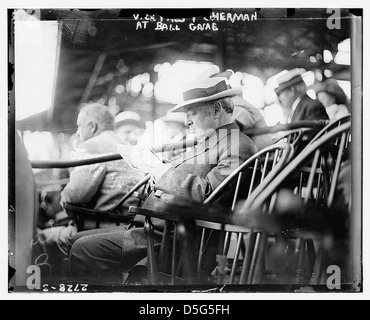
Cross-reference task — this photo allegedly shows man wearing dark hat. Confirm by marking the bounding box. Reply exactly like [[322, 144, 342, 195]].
[[275, 68, 329, 123], [68, 75, 257, 284]]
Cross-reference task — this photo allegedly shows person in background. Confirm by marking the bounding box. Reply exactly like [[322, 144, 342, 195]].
[[61, 103, 145, 222], [114, 110, 144, 145], [159, 111, 188, 161], [275, 68, 329, 123], [232, 96, 273, 150], [160, 111, 187, 143], [316, 80, 350, 121]]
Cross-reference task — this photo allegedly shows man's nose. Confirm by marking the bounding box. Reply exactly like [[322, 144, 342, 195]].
[[185, 115, 192, 127], [185, 119, 192, 127]]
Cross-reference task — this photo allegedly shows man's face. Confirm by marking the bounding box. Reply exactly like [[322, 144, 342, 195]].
[[116, 123, 142, 144], [278, 87, 295, 110], [185, 104, 218, 140], [76, 112, 94, 143], [317, 92, 335, 108]]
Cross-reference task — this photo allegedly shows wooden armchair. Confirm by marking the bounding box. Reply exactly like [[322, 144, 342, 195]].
[[234, 121, 352, 287], [127, 142, 294, 287]]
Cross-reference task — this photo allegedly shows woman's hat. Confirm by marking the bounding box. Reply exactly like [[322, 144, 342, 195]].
[[170, 75, 241, 113], [316, 81, 348, 105], [274, 68, 306, 95]]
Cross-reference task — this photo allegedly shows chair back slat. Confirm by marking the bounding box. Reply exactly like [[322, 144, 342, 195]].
[[327, 131, 348, 208], [247, 159, 259, 198], [261, 152, 270, 182], [303, 149, 321, 204], [231, 173, 243, 212]]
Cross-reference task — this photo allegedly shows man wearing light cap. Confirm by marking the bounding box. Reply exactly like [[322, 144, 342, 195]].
[[159, 111, 188, 161], [69, 73, 257, 284], [275, 68, 329, 123], [114, 110, 143, 144]]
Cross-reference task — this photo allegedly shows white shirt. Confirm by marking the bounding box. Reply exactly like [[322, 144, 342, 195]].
[[287, 97, 302, 124]]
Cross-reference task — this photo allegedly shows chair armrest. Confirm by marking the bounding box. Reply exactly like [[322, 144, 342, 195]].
[[64, 203, 131, 223], [129, 200, 232, 225]]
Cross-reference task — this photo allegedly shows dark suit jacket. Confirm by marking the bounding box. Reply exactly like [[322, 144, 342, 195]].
[[120, 123, 257, 272], [291, 94, 329, 123]]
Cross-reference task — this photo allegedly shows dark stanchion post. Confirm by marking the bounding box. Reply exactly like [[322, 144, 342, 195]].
[[350, 12, 362, 291]]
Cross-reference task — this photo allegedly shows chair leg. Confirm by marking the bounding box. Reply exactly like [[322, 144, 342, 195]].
[[159, 220, 172, 274], [216, 230, 228, 285], [178, 220, 197, 284], [247, 232, 268, 284], [253, 232, 268, 284], [144, 217, 159, 285], [306, 239, 316, 277], [171, 225, 177, 285], [230, 233, 243, 284], [295, 239, 307, 284], [247, 232, 260, 284], [309, 248, 325, 285], [240, 232, 257, 284]]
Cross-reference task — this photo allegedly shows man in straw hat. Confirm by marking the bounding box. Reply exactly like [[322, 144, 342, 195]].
[[68, 74, 257, 284], [275, 68, 328, 123]]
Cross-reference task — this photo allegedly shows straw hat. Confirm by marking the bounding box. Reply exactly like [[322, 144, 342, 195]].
[[274, 68, 306, 95], [170, 75, 241, 113]]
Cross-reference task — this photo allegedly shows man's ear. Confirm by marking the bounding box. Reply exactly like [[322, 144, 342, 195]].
[[214, 102, 222, 119], [90, 122, 98, 134]]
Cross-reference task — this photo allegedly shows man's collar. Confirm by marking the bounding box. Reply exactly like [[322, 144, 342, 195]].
[[198, 122, 239, 149], [287, 96, 302, 123], [198, 122, 238, 141]]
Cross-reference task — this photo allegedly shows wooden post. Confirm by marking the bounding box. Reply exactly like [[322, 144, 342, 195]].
[[79, 53, 107, 105], [349, 12, 362, 291]]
